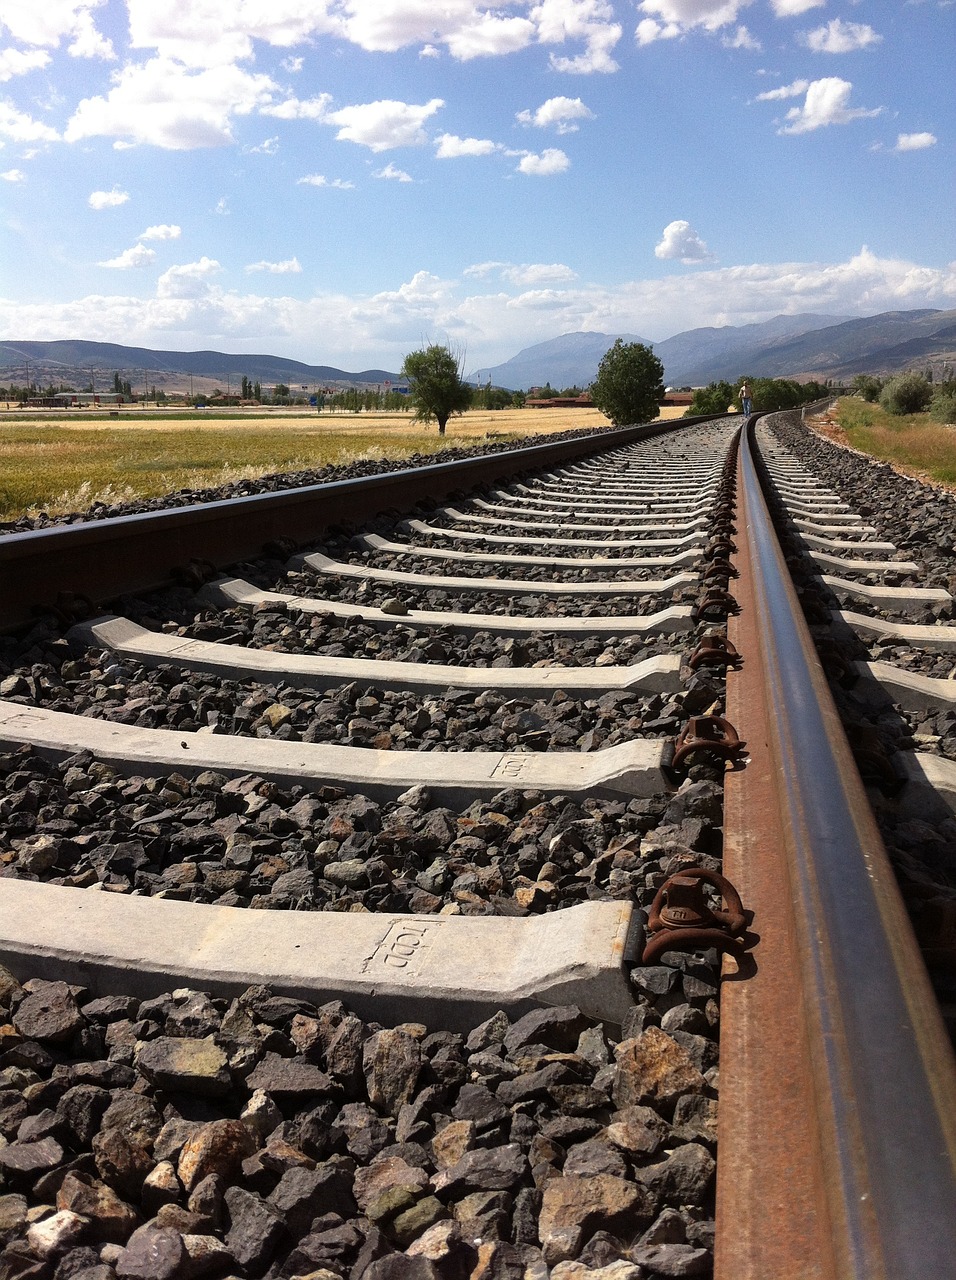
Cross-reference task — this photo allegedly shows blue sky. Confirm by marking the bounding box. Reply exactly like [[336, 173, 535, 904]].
[[0, 1, 952, 374]]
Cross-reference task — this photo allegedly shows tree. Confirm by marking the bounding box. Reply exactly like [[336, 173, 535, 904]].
[[686, 381, 736, 416], [401, 344, 472, 435], [589, 340, 664, 426], [879, 373, 933, 416], [852, 374, 884, 403]]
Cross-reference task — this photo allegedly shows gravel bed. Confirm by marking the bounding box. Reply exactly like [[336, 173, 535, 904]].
[[328, 547, 670, 585], [0, 964, 718, 1280]]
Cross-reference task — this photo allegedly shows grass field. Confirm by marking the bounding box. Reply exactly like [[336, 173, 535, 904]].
[[815, 398, 956, 487], [1, 405, 684, 522]]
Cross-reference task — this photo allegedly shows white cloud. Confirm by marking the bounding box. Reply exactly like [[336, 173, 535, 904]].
[[138, 224, 181, 241], [1, 167, 26, 182], [98, 244, 156, 269], [514, 147, 570, 175], [67, 8, 115, 58], [723, 25, 760, 49], [803, 19, 883, 53], [88, 186, 129, 209], [535, 0, 622, 74], [895, 132, 937, 151], [0, 102, 59, 142], [281, 56, 304, 73], [2, 248, 954, 373], [341, 3, 535, 59], [156, 256, 222, 298], [0, 1, 112, 50], [777, 77, 882, 134], [375, 162, 413, 181], [326, 98, 444, 151], [245, 135, 280, 154], [434, 132, 498, 158], [0, 48, 51, 80], [246, 258, 302, 274], [296, 173, 355, 189], [465, 261, 579, 285], [65, 58, 278, 150], [770, 0, 823, 13], [516, 96, 595, 133], [636, 0, 754, 43], [126, 0, 338, 69], [756, 79, 809, 101], [261, 95, 332, 121], [655, 220, 715, 263]]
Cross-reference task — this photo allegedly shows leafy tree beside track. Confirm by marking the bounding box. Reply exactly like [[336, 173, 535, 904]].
[[401, 344, 472, 435], [589, 340, 664, 426]]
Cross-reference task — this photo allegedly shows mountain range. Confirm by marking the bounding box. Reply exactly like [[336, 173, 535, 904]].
[[469, 309, 956, 389], [3, 307, 954, 396]]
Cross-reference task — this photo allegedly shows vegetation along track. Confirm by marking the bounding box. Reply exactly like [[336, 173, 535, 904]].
[[0, 412, 953, 1279]]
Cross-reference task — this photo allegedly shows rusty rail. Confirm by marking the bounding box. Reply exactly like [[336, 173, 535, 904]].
[[716, 416, 956, 1278]]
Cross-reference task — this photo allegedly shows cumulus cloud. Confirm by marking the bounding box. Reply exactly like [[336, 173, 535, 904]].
[[466, 261, 579, 285], [776, 77, 882, 134], [655, 220, 715, 263], [803, 19, 883, 53], [434, 133, 498, 158], [0, 1, 113, 52], [537, 0, 622, 74], [156, 256, 221, 298], [67, 8, 115, 59], [516, 96, 595, 133], [326, 98, 443, 151], [246, 257, 302, 274], [261, 95, 332, 121], [723, 25, 760, 49], [1, 168, 26, 182], [770, 0, 823, 14], [0, 102, 59, 142], [125, 1, 337, 69], [97, 244, 156, 269], [755, 79, 809, 101], [65, 58, 278, 150], [514, 147, 570, 175], [636, 0, 754, 44], [245, 135, 280, 154], [138, 224, 181, 241], [88, 186, 129, 209], [0, 48, 51, 80], [296, 173, 354, 189], [895, 132, 937, 151], [375, 162, 413, 181]]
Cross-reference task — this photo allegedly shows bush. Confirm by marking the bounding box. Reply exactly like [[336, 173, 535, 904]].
[[879, 373, 933, 416], [929, 393, 956, 425]]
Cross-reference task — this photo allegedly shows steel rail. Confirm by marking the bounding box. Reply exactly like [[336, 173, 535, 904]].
[[0, 420, 679, 629], [716, 416, 956, 1278]]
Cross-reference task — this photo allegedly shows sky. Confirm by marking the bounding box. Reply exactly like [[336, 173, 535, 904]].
[[0, 0, 953, 376]]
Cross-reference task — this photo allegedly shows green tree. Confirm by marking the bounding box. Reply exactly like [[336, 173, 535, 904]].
[[852, 374, 884, 403], [400, 344, 472, 435], [589, 340, 664, 426], [511, 390, 527, 408], [686, 380, 736, 416], [880, 373, 933, 415]]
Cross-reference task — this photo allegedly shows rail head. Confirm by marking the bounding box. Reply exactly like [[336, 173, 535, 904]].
[[718, 413, 956, 1280]]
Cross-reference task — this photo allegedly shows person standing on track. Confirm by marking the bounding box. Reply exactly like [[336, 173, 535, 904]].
[[739, 381, 753, 416]]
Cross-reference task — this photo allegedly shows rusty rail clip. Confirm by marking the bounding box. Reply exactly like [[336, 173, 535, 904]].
[[687, 633, 744, 671], [693, 587, 741, 621], [643, 866, 749, 964], [671, 715, 747, 770], [701, 558, 739, 582]]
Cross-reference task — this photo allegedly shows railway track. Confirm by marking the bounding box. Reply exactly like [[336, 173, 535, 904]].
[[0, 411, 953, 1278]]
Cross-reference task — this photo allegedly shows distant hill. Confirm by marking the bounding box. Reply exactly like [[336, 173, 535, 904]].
[[468, 310, 956, 389], [0, 340, 399, 393], [469, 331, 649, 392]]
